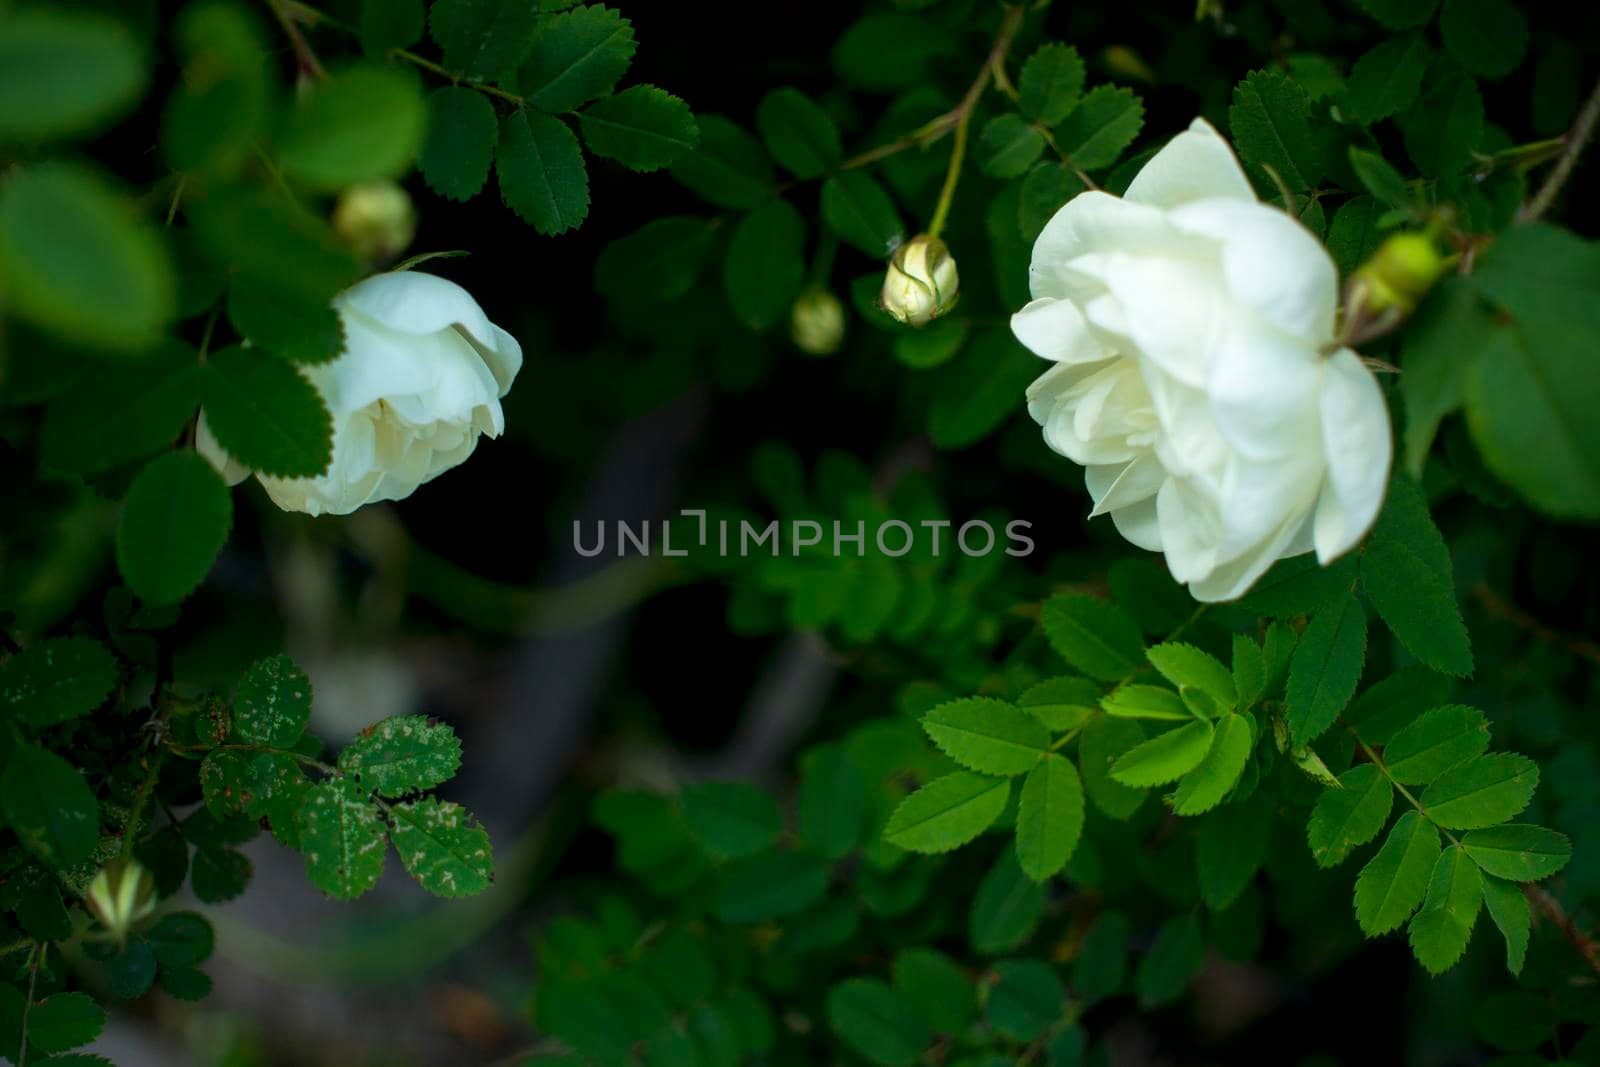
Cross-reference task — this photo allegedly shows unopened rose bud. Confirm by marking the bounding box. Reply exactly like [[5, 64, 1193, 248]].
[[86, 857, 157, 942], [332, 181, 417, 265], [1351, 232, 1448, 316], [880, 234, 959, 327], [790, 288, 846, 356]]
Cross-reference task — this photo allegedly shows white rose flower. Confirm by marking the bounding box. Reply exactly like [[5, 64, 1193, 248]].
[[1012, 118, 1391, 601], [200, 271, 522, 516]]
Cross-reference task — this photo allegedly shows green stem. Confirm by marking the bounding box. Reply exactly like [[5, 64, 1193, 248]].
[[391, 48, 528, 106], [1348, 728, 1461, 848], [927, 4, 1026, 238], [17, 943, 41, 1067], [1522, 75, 1600, 223], [119, 751, 167, 860]]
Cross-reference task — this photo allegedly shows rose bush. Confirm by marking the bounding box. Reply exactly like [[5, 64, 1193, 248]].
[[200, 270, 522, 516], [1012, 119, 1393, 601]]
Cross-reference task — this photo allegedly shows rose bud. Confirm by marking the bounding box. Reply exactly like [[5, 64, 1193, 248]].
[[332, 180, 418, 265], [881, 234, 959, 327], [791, 288, 847, 356]]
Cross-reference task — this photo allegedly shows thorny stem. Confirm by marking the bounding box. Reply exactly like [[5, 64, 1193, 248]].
[[120, 751, 167, 860], [264, 0, 326, 80], [929, 4, 1026, 238], [1521, 75, 1600, 223]]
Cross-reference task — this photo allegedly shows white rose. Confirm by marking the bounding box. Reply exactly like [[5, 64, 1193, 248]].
[[1012, 119, 1393, 602], [200, 270, 522, 516]]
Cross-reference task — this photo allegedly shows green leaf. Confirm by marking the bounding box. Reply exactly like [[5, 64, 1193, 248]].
[[594, 216, 715, 305], [1286, 591, 1367, 746], [1361, 478, 1473, 677], [115, 451, 232, 606], [277, 64, 424, 190], [430, 0, 543, 81], [1053, 85, 1143, 171], [820, 172, 904, 258], [894, 318, 969, 369], [1462, 824, 1572, 881], [832, 12, 954, 91], [1344, 665, 1451, 744], [1232, 635, 1266, 711], [1073, 911, 1131, 1001], [147, 911, 215, 969], [1101, 685, 1190, 722], [977, 115, 1045, 180], [226, 275, 345, 364], [723, 199, 806, 331], [1382, 704, 1489, 784], [160, 3, 271, 176], [799, 746, 867, 860], [713, 850, 827, 923], [1326, 195, 1383, 281], [1353, 0, 1439, 29], [1402, 74, 1483, 176], [360, 0, 423, 55], [987, 959, 1065, 1042], [1, 744, 99, 867], [0, 636, 118, 729], [825, 979, 929, 1067], [1342, 34, 1429, 124], [1407, 845, 1482, 974], [669, 114, 775, 210], [578, 85, 698, 172], [161, 967, 214, 1002], [922, 698, 1049, 776], [1355, 810, 1441, 934], [0, 162, 174, 351], [1018, 43, 1086, 125], [1480, 873, 1530, 974], [519, 4, 635, 112], [1041, 594, 1144, 681], [756, 88, 841, 180], [1348, 147, 1411, 210], [1307, 763, 1394, 867], [1110, 720, 1215, 787], [1172, 713, 1253, 815], [680, 781, 782, 859], [202, 345, 333, 478], [184, 183, 361, 306], [1078, 716, 1147, 819], [0, 10, 147, 141], [892, 949, 973, 1037], [1399, 280, 1498, 474], [389, 797, 494, 897], [1147, 643, 1237, 709], [497, 109, 590, 234], [1420, 753, 1538, 829], [421, 86, 499, 201], [38, 340, 201, 475], [1439, 0, 1527, 79], [338, 715, 463, 797], [1135, 914, 1205, 1008], [1236, 554, 1358, 617], [1015, 754, 1084, 880], [927, 330, 1039, 449], [190, 843, 252, 903], [1228, 68, 1321, 191], [26, 992, 105, 1054], [232, 653, 312, 747], [1017, 163, 1085, 244], [1017, 677, 1099, 733], [884, 772, 1010, 853], [298, 777, 386, 899]]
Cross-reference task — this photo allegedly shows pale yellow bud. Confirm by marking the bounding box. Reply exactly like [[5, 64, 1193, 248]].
[[790, 288, 846, 356], [880, 234, 959, 327], [332, 181, 417, 265], [1351, 232, 1448, 316], [86, 857, 157, 942]]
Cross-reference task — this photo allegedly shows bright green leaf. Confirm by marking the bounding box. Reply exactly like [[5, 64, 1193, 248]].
[[1015, 754, 1084, 880], [1462, 824, 1572, 881], [884, 772, 1009, 854], [1355, 810, 1441, 934], [1382, 704, 1489, 784], [1407, 845, 1482, 974], [519, 4, 635, 112], [1172, 713, 1253, 815], [1307, 763, 1394, 867], [922, 697, 1049, 777], [1286, 591, 1366, 746], [1110, 720, 1214, 788], [0, 10, 147, 142], [277, 64, 424, 190], [1421, 753, 1538, 830], [1041, 594, 1143, 681]]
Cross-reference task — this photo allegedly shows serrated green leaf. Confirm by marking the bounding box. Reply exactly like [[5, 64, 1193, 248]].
[[1382, 704, 1488, 784], [1197, 791, 1272, 908], [202, 345, 333, 478], [680, 781, 782, 859], [1053, 85, 1143, 171], [277, 64, 424, 190], [1229, 68, 1321, 190], [1, 743, 99, 867], [1018, 43, 1085, 125], [338, 715, 463, 797], [799, 746, 867, 861], [148, 911, 216, 969], [1439, 0, 1527, 79], [1355, 810, 1440, 934], [1172, 713, 1252, 815], [190, 843, 251, 904], [232, 653, 312, 747], [1016, 676, 1098, 733], [1017, 162, 1085, 243], [0, 10, 147, 142], [1399, 279, 1498, 475], [185, 183, 361, 306], [713, 850, 827, 923], [1462, 824, 1571, 882], [578, 85, 697, 172], [669, 114, 775, 209], [115, 451, 231, 606], [497, 109, 589, 234], [1041, 594, 1143, 680], [1344, 665, 1451, 744], [977, 115, 1045, 180], [723, 198, 806, 331], [1361, 478, 1473, 677], [1078, 715, 1146, 819], [1015, 754, 1084, 881], [756, 87, 841, 180], [1421, 753, 1538, 829], [1348, 146, 1411, 210], [892, 948, 973, 1037], [430, 0, 543, 80], [226, 275, 345, 364], [987, 959, 1065, 1041], [1110, 719, 1214, 788], [519, 4, 635, 112], [1147, 643, 1236, 708], [1307, 763, 1394, 866], [1407, 845, 1482, 974], [37, 340, 200, 475], [1343, 34, 1429, 124], [389, 797, 493, 897], [1232, 634, 1266, 710], [1402, 73, 1483, 176], [298, 777, 385, 899], [1135, 914, 1205, 1008], [27, 992, 105, 1054], [1480, 873, 1530, 974], [820, 171, 903, 258], [1286, 591, 1366, 746], [922, 697, 1049, 776], [0, 636, 118, 729], [421, 86, 498, 201], [825, 979, 929, 1067], [1237, 554, 1359, 617], [884, 772, 1009, 854], [1100, 685, 1190, 722]]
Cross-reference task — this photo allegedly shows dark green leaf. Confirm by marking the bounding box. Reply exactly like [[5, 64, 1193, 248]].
[[1307, 763, 1394, 867], [1, 743, 100, 867], [389, 797, 494, 897], [723, 199, 806, 331], [1343, 34, 1429, 124], [825, 979, 929, 1067], [277, 64, 425, 190], [1041, 594, 1144, 680], [1480, 873, 1530, 974], [1402, 74, 1482, 176], [892, 948, 973, 1037], [1327, 195, 1383, 279], [1407, 845, 1482, 974], [820, 172, 903, 258], [987, 959, 1065, 1041], [421, 86, 499, 201], [1053, 86, 1144, 171], [360, 0, 424, 55], [1286, 591, 1366, 746], [1439, 0, 1527, 79], [26, 992, 104, 1054], [1135, 914, 1205, 1008], [519, 4, 636, 112], [1018, 43, 1086, 125], [201, 344, 333, 478], [1360, 477, 1473, 676], [1229, 68, 1322, 190], [713, 850, 828, 923], [680, 781, 782, 859], [338, 715, 463, 797], [1348, 147, 1411, 210], [669, 114, 776, 209], [1015, 754, 1084, 880], [1355, 809, 1440, 934], [977, 115, 1045, 179], [578, 85, 698, 172], [1353, 0, 1439, 29], [798, 746, 867, 860], [232, 653, 312, 747], [756, 88, 841, 179], [1382, 704, 1489, 784], [116, 451, 231, 605], [0, 636, 118, 729], [298, 777, 386, 900], [594, 217, 715, 305], [1078, 715, 1147, 820], [497, 109, 590, 234], [430, 0, 543, 81]]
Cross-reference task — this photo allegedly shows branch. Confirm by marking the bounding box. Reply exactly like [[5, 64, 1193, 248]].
[[1525, 883, 1600, 979], [1520, 75, 1600, 223], [1472, 583, 1600, 668]]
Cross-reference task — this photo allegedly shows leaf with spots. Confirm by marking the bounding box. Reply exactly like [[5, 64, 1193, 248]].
[[388, 797, 494, 898], [297, 778, 386, 900], [0, 636, 118, 729], [338, 715, 463, 797], [231, 653, 312, 747]]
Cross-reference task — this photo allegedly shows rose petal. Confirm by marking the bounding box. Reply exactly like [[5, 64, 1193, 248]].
[[336, 271, 500, 351], [1313, 349, 1392, 561], [1010, 297, 1107, 363], [1188, 512, 1314, 602], [1157, 476, 1222, 584], [1123, 118, 1256, 210], [1086, 453, 1165, 515], [1029, 192, 1182, 300], [1205, 319, 1323, 461], [1110, 494, 1164, 551]]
